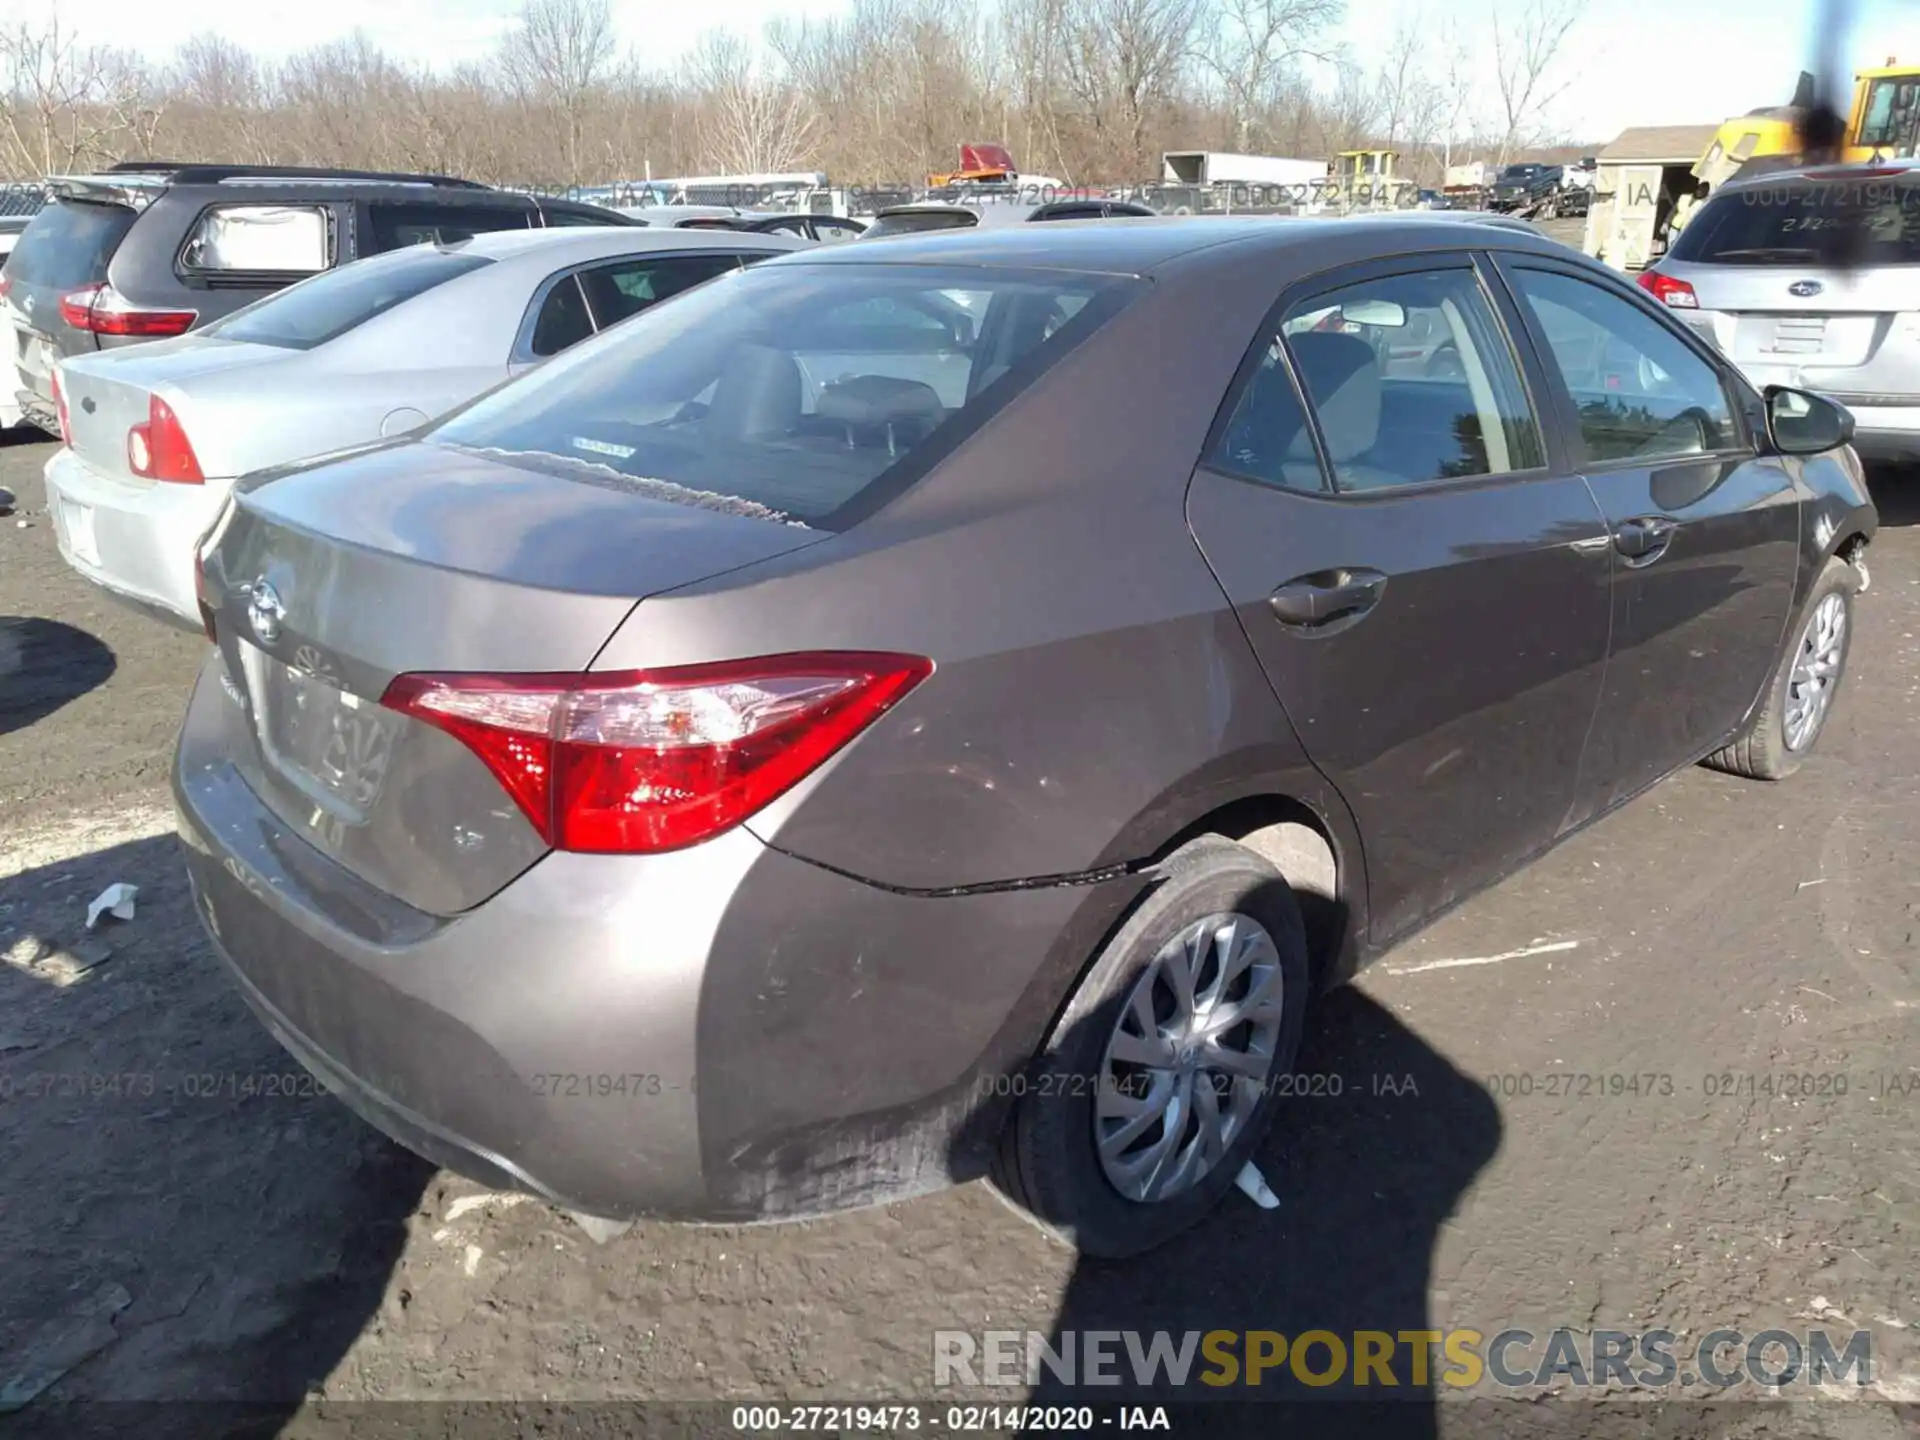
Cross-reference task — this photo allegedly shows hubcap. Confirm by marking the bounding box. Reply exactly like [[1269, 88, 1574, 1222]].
[[1095, 912, 1286, 1204], [1784, 591, 1847, 752]]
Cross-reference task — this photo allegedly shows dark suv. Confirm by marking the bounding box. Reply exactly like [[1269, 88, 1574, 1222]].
[[0, 162, 636, 433]]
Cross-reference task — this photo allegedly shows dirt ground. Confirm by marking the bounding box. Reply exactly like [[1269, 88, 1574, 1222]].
[[2, 428, 1918, 1439]]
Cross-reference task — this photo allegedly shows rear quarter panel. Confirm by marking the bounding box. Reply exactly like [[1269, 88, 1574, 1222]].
[[590, 235, 1373, 897]]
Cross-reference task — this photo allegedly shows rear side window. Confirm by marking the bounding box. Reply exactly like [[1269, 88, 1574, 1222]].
[[4, 200, 135, 290], [529, 276, 594, 357], [540, 203, 630, 228], [199, 246, 492, 350], [428, 263, 1138, 527], [180, 204, 331, 275], [367, 203, 530, 252], [1670, 181, 1920, 265]]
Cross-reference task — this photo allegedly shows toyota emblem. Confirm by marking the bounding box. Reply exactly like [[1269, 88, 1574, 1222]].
[[247, 579, 285, 644], [1788, 280, 1824, 298]]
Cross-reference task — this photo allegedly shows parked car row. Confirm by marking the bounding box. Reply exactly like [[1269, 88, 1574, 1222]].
[[1633, 156, 1920, 461], [10, 167, 1879, 1257]]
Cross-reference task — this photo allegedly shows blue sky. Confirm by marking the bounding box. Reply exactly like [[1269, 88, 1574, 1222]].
[[9, 0, 1920, 145]]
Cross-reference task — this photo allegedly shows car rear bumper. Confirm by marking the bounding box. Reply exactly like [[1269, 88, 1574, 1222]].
[[172, 653, 1111, 1222], [43, 444, 222, 630]]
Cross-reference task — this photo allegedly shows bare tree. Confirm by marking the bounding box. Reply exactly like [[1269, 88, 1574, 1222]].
[[0, 16, 157, 174], [1436, 15, 1480, 173], [1318, 56, 1379, 155], [1203, 0, 1343, 152], [497, 0, 617, 184], [1055, 0, 1202, 176], [1489, 0, 1583, 167], [682, 29, 816, 175], [1372, 14, 1444, 154]]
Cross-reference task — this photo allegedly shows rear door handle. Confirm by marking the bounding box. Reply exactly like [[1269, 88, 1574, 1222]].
[[1613, 516, 1677, 563], [1269, 568, 1389, 628]]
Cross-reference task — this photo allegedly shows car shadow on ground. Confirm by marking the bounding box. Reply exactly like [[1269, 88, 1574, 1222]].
[[0, 617, 115, 738], [1864, 461, 1920, 528], [1015, 986, 1503, 1438], [0, 833, 432, 1439]]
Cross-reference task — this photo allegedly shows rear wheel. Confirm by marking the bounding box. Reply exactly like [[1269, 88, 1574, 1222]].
[[990, 835, 1310, 1257], [1705, 557, 1858, 780]]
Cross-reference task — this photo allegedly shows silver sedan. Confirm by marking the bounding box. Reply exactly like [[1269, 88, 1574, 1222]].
[[43, 226, 802, 629]]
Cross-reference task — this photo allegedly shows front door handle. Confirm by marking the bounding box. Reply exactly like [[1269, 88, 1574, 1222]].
[[1613, 516, 1677, 563], [1269, 568, 1389, 628]]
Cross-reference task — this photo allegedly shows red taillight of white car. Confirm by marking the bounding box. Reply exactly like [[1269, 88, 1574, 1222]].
[[381, 652, 934, 854], [1636, 270, 1698, 309], [127, 394, 205, 483], [57, 282, 197, 338]]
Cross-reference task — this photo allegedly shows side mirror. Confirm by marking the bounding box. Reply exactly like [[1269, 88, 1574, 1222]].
[[1765, 386, 1854, 455]]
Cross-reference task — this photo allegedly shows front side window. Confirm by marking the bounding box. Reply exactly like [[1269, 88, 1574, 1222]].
[[576, 253, 742, 329], [1509, 268, 1737, 464], [1858, 78, 1920, 148], [180, 205, 331, 274], [429, 263, 1138, 527], [1221, 267, 1544, 493], [199, 245, 492, 350]]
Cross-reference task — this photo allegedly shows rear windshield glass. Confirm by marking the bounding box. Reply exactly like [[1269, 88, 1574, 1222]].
[[199, 246, 493, 350], [863, 211, 980, 238], [1670, 180, 1920, 265], [426, 261, 1138, 528], [3, 200, 136, 290]]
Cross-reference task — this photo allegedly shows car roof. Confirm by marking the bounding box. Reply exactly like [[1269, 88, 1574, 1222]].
[[439, 226, 806, 265], [1721, 156, 1920, 193], [786, 213, 1570, 276], [876, 199, 1147, 228]]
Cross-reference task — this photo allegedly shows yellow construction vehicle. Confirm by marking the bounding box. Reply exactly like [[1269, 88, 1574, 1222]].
[[1696, 61, 1920, 191], [1325, 150, 1412, 210]]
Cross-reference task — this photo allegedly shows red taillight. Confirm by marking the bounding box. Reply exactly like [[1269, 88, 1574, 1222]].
[[127, 395, 205, 484], [58, 282, 196, 338], [0, 274, 11, 302], [1637, 269, 1698, 309], [51, 366, 70, 447], [381, 652, 934, 854]]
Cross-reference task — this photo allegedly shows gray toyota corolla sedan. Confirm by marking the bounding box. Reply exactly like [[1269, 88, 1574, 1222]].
[[176, 216, 1878, 1257]]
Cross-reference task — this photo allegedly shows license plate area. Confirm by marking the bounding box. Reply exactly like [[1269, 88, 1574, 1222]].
[[1733, 313, 1873, 366], [239, 643, 399, 825], [14, 323, 50, 379], [57, 498, 98, 567]]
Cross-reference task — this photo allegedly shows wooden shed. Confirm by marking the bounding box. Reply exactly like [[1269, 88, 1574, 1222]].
[[1582, 123, 1723, 271]]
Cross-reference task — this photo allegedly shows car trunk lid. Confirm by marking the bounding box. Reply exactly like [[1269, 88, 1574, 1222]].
[[59, 338, 291, 480], [1673, 264, 1920, 389], [198, 441, 829, 914]]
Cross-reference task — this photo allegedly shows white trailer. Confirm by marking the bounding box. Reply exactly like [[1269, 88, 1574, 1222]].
[[1162, 151, 1326, 187]]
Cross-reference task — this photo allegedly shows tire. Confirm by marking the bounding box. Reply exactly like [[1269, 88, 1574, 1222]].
[[990, 835, 1310, 1258], [1705, 556, 1859, 780]]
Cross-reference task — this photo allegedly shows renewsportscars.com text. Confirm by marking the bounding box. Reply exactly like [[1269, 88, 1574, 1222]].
[[933, 1327, 1873, 1392]]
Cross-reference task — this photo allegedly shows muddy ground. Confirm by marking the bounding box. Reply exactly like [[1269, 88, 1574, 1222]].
[[2, 428, 1918, 1439]]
